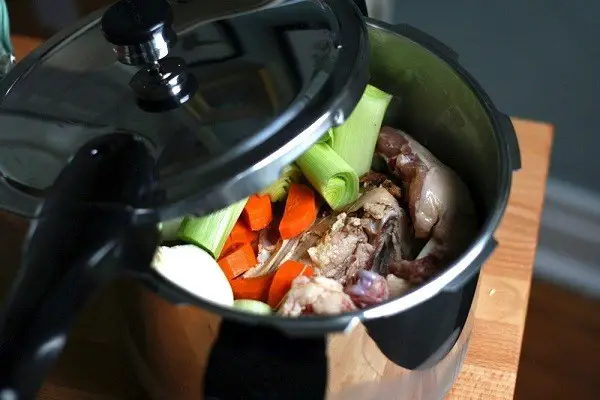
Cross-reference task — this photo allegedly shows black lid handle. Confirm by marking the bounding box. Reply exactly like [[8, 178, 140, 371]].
[[0, 134, 160, 399]]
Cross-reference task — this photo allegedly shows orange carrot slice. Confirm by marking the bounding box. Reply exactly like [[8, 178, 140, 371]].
[[230, 274, 274, 302], [278, 184, 317, 240], [243, 194, 273, 231], [222, 220, 258, 256], [267, 260, 314, 309], [231, 219, 259, 243], [218, 243, 257, 280]]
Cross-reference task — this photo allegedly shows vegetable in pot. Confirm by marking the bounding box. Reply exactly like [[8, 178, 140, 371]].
[[242, 194, 273, 231], [218, 242, 258, 280], [278, 183, 318, 240], [331, 84, 393, 177], [233, 300, 272, 315], [260, 164, 302, 202], [178, 198, 248, 259], [222, 219, 258, 255], [152, 245, 234, 307], [268, 260, 313, 309], [230, 274, 274, 303], [296, 143, 359, 210]]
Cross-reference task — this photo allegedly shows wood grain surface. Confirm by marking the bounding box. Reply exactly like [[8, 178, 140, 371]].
[[515, 280, 600, 400], [446, 119, 553, 399], [1, 34, 553, 399]]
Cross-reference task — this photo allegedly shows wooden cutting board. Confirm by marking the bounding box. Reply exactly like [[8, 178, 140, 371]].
[[3, 35, 553, 400]]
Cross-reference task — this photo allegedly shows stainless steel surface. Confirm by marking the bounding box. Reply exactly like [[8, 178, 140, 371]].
[[0, 0, 369, 220], [136, 19, 520, 337], [113, 29, 175, 65]]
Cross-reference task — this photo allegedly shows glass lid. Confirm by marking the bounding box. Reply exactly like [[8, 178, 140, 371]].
[[0, 0, 369, 220]]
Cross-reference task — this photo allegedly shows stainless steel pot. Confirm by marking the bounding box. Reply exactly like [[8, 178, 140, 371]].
[[118, 17, 520, 400], [0, 0, 519, 398]]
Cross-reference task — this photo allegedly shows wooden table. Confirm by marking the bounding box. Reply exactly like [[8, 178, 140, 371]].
[[3, 36, 553, 400]]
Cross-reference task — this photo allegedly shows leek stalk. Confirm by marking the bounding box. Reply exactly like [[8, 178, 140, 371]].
[[178, 198, 248, 259], [233, 299, 273, 315], [296, 142, 359, 210], [331, 85, 393, 177], [317, 128, 334, 146], [260, 164, 302, 202]]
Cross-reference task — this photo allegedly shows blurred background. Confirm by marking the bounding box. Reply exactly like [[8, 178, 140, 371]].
[[3, 0, 600, 398]]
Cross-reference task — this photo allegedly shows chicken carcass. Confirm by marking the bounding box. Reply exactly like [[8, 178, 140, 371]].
[[307, 187, 412, 285], [376, 127, 478, 284], [277, 276, 356, 317], [345, 270, 390, 308], [242, 214, 335, 278]]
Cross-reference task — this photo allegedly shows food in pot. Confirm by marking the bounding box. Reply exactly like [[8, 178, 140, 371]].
[[375, 127, 478, 284], [306, 187, 410, 286], [345, 270, 390, 308], [277, 276, 356, 317], [154, 84, 477, 317], [152, 245, 234, 307], [232, 300, 273, 315]]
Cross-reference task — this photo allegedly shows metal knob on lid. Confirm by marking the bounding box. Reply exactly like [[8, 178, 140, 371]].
[[102, 0, 199, 112], [130, 57, 199, 113], [101, 0, 177, 65]]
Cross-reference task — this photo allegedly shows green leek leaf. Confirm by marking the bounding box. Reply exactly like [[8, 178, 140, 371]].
[[260, 164, 302, 202], [297, 142, 359, 210], [233, 299, 273, 315], [178, 198, 248, 259], [331, 85, 393, 177], [316, 128, 334, 146]]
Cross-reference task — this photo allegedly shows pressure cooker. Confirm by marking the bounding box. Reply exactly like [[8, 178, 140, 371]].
[[0, 0, 521, 399]]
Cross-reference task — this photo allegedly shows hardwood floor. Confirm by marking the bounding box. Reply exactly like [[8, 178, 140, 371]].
[[514, 279, 600, 400]]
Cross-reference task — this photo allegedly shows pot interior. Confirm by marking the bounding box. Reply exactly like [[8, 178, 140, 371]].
[[367, 23, 504, 223]]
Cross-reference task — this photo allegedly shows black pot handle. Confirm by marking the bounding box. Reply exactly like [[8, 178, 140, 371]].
[[364, 269, 479, 370], [0, 134, 159, 399], [204, 319, 328, 400]]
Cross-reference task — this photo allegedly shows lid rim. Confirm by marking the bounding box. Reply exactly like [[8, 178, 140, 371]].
[[0, 1, 370, 220]]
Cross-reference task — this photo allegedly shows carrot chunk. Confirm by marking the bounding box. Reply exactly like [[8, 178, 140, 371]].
[[222, 220, 258, 256], [278, 184, 317, 240], [267, 260, 314, 309], [243, 194, 273, 231], [230, 274, 274, 302], [218, 243, 257, 279]]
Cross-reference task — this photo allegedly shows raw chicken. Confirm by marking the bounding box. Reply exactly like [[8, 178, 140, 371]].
[[307, 187, 412, 285], [277, 276, 356, 317], [345, 270, 390, 308], [376, 127, 478, 284], [386, 274, 411, 298]]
